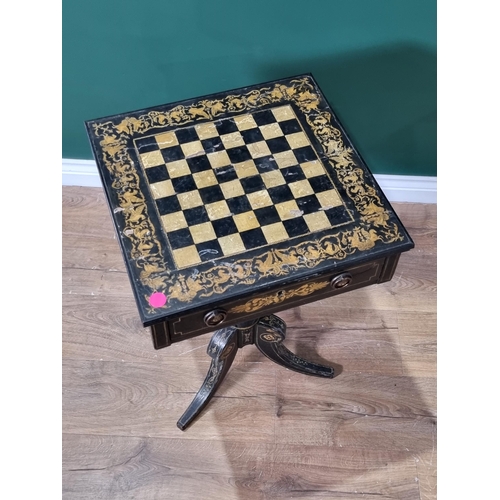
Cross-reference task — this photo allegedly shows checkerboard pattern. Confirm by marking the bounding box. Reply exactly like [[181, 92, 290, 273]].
[[135, 105, 350, 268]]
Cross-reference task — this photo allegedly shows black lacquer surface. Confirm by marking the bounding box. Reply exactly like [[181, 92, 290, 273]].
[[85, 74, 414, 328]]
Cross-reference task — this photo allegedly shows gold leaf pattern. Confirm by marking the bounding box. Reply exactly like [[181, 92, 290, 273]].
[[231, 281, 330, 314], [89, 76, 402, 312]]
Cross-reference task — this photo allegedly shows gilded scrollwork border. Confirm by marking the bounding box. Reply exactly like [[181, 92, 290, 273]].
[[230, 281, 330, 314], [89, 76, 403, 313]]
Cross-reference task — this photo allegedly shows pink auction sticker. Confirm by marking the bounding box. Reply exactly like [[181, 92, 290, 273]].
[[149, 292, 167, 308]]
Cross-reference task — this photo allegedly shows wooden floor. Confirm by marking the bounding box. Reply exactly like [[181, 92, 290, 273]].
[[62, 186, 437, 500]]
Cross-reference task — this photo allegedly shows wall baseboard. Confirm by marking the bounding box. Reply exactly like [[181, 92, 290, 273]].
[[62, 159, 436, 203]]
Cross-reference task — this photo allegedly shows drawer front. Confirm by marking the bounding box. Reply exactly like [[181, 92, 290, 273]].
[[157, 257, 385, 345]]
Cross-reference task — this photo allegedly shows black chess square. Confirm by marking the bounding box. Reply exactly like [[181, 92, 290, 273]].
[[145, 165, 169, 184], [226, 195, 253, 215], [268, 184, 294, 204], [279, 119, 302, 135], [226, 145, 252, 163], [171, 175, 198, 193], [254, 155, 278, 173], [169, 228, 194, 250], [254, 205, 281, 225], [296, 194, 322, 214], [196, 240, 223, 261], [199, 184, 225, 203], [292, 145, 316, 163], [214, 165, 238, 183], [324, 205, 350, 225], [240, 175, 266, 194], [266, 136, 291, 154], [175, 127, 199, 144], [135, 136, 159, 154], [281, 165, 306, 183], [156, 195, 181, 215], [161, 145, 185, 162], [253, 109, 276, 126], [183, 206, 210, 225], [201, 136, 224, 152], [240, 128, 265, 144], [283, 218, 309, 237], [186, 154, 212, 173], [212, 217, 239, 237], [240, 227, 268, 249], [308, 175, 333, 193], [215, 118, 238, 135]]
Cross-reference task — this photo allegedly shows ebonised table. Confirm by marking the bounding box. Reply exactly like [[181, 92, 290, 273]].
[[85, 74, 414, 430]]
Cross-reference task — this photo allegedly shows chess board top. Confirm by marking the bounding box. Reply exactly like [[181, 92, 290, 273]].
[[85, 74, 414, 325]]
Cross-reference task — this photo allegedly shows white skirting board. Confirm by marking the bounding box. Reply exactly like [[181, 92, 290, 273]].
[[62, 158, 437, 203]]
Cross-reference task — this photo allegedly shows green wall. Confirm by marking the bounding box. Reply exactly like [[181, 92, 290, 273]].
[[63, 0, 436, 176]]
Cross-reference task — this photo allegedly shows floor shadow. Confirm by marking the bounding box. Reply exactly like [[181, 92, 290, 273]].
[[255, 43, 437, 176], [209, 296, 436, 497]]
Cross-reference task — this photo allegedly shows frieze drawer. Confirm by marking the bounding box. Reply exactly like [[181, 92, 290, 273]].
[[150, 257, 387, 348]]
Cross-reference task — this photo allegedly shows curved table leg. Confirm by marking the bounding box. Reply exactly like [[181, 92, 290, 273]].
[[254, 315, 334, 378], [177, 326, 238, 431]]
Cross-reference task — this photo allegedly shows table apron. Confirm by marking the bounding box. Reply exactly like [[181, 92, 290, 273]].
[[150, 253, 399, 349]]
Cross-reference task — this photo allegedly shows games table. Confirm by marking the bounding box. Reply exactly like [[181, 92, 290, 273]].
[[85, 74, 414, 430]]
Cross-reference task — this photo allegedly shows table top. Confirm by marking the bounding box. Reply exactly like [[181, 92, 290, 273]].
[[85, 74, 414, 326]]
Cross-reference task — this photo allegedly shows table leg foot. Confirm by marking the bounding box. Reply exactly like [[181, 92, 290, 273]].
[[255, 315, 334, 378], [176, 326, 238, 431]]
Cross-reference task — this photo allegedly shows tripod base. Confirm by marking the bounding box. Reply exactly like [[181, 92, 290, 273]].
[[177, 315, 334, 431]]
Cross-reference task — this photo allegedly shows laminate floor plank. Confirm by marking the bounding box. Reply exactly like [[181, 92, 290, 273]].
[[63, 434, 421, 500], [62, 358, 277, 443], [63, 232, 127, 272]]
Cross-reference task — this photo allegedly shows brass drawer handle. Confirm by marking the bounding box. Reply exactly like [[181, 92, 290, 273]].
[[204, 309, 227, 326], [330, 273, 352, 289]]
